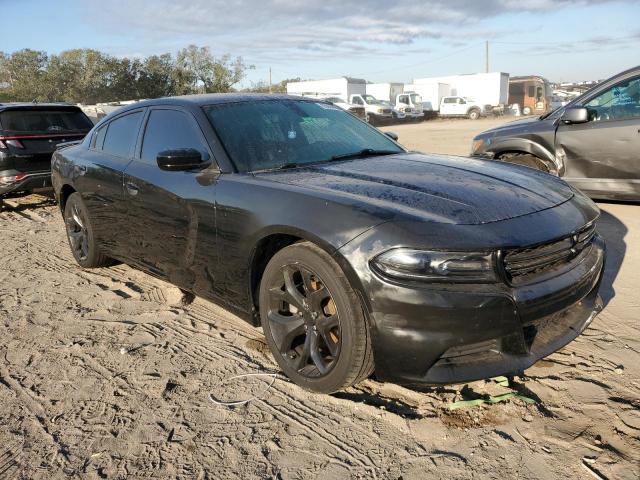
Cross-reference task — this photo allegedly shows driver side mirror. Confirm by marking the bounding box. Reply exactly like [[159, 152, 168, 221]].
[[157, 149, 209, 171], [384, 132, 399, 141], [561, 107, 589, 124]]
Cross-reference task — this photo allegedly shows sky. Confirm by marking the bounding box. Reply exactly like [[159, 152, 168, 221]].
[[1, 0, 639, 87]]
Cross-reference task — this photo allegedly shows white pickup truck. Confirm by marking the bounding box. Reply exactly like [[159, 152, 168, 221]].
[[348, 94, 394, 125], [438, 96, 485, 120]]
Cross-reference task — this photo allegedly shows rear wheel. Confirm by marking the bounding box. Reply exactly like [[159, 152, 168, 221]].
[[259, 242, 374, 393], [64, 193, 113, 268], [468, 109, 481, 120], [498, 152, 551, 173]]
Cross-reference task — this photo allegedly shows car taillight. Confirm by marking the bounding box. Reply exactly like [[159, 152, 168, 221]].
[[0, 173, 27, 184], [5, 139, 25, 149]]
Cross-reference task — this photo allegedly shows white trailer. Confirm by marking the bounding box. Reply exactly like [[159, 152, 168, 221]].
[[413, 72, 509, 110], [286, 77, 366, 102], [404, 82, 451, 112], [366, 83, 404, 103]]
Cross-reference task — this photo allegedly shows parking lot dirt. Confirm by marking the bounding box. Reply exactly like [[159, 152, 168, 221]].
[[380, 116, 511, 156], [1, 118, 639, 479]]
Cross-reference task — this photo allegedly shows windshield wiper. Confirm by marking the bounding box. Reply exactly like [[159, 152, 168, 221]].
[[330, 149, 400, 161], [276, 162, 302, 170]]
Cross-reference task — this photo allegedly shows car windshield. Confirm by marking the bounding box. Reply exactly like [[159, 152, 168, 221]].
[[204, 99, 403, 172], [362, 95, 383, 105], [0, 109, 93, 133], [410, 94, 422, 104]]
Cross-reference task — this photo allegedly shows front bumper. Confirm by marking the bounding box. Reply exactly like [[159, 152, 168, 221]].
[[338, 215, 605, 385], [0, 171, 52, 196]]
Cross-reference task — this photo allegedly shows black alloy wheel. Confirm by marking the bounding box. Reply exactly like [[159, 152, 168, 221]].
[[266, 264, 341, 377], [259, 242, 374, 393], [63, 193, 113, 268], [66, 201, 89, 262]]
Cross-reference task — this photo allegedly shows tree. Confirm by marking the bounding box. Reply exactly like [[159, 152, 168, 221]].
[[244, 77, 302, 94], [175, 45, 253, 94], [0, 45, 253, 103], [137, 54, 177, 98], [45, 49, 113, 103], [1, 49, 49, 101]]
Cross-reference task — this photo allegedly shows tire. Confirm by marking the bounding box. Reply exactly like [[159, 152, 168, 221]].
[[259, 242, 374, 393], [468, 109, 480, 120], [498, 153, 551, 173], [64, 193, 113, 268], [522, 106, 532, 115]]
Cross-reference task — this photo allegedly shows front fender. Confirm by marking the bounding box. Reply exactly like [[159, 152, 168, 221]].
[[486, 137, 563, 175]]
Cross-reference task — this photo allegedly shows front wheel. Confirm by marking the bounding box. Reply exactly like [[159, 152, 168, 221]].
[[64, 193, 113, 268], [259, 242, 374, 393]]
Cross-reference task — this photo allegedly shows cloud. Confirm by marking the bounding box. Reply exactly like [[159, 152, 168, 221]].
[[496, 30, 640, 57], [84, 0, 628, 62]]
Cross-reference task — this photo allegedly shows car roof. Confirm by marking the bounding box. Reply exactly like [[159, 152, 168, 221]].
[[111, 93, 322, 114], [0, 102, 81, 112]]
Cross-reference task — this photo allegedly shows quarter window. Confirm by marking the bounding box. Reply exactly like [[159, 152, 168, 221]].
[[102, 111, 143, 158], [92, 125, 107, 150], [140, 109, 208, 164], [585, 77, 640, 122]]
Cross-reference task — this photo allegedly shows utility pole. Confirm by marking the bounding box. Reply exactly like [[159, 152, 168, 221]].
[[485, 41, 489, 73], [269, 67, 272, 94]]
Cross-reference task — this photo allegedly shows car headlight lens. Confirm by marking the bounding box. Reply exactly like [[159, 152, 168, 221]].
[[371, 249, 497, 283]]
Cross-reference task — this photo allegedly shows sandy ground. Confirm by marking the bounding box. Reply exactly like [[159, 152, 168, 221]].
[[1, 117, 639, 479]]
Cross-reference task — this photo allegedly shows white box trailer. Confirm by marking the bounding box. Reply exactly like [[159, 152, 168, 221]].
[[286, 77, 366, 102], [413, 72, 509, 108], [365, 83, 404, 103], [404, 82, 451, 112]]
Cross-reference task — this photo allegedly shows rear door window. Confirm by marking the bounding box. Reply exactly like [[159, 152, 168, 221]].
[[0, 109, 93, 133], [140, 109, 208, 164], [102, 111, 143, 158]]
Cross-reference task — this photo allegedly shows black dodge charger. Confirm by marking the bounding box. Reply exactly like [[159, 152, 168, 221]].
[[52, 95, 605, 393]]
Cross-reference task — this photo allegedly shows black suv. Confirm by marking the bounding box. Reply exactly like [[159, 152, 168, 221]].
[[471, 66, 640, 201], [0, 103, 93, 198]]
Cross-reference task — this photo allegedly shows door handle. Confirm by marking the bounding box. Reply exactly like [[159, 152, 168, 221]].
[[126, 182, 139, 196]]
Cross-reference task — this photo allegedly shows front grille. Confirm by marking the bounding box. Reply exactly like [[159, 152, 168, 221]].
[[502, 223, 596, 285]]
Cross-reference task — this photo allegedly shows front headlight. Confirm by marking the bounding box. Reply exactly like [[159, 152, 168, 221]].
[[371, 248, 497, 283]]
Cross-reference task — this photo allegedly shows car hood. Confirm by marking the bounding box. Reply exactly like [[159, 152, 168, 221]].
[[481, 116, 542, 135], [256, 153, 574, 225]]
